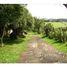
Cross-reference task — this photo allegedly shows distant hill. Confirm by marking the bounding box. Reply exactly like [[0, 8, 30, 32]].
[[48, 18, 67, 22]]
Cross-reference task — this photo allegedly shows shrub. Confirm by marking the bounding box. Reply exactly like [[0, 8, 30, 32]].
[[53, 28, 67, 42], [44, 24, 67, 43], [48, 31, 55, 39], [44, 23, 54, 37]]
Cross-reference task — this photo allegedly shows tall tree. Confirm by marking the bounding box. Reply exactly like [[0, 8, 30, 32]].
[[0, 4, 23, 46]]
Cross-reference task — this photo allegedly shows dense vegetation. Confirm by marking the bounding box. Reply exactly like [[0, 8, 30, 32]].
[[0, 4, 34, 47], [33, 18, 67, 43], [44, 23, 67, 42]]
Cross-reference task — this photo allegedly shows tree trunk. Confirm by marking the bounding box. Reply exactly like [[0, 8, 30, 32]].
[[0, 23, 7, 47]]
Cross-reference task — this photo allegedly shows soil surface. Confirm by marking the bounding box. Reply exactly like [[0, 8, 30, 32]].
[[17, 35, 67, 63]]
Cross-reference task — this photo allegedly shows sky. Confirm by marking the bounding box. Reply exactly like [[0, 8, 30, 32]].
[[26, 0, 67, 19]]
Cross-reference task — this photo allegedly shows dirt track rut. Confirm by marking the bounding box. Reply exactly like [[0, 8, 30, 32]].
[[18, 35, 67, 63]]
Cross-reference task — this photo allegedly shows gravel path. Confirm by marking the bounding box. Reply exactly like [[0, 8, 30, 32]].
[[17, 35, 67, 63]]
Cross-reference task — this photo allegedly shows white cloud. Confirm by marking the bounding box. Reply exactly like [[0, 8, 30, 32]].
[[0, 0, 27, 4], [0, 0, 67, 4], [27, 0, 67, 19], [27, 0, 67, 4], [1, 0, 67, 19]]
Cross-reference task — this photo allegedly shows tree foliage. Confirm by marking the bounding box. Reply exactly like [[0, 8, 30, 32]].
[[0, 4, 33, 46]]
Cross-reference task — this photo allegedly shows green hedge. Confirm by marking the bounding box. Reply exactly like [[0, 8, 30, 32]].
[[44, 23, 67, 43]]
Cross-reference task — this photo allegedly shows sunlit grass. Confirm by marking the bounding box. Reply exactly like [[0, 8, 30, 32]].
[[41, 35, 67, 53], [0, 32, 33, 63], [51, 22, 67, 28], [45, 22, 67, 28]]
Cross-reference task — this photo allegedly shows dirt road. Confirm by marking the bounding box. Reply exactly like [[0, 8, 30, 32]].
[[18, 35, 67, 63]]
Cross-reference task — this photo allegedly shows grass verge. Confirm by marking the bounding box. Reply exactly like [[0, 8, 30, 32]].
[[41, 34, 67, 53], [0, 32, 33, 63]]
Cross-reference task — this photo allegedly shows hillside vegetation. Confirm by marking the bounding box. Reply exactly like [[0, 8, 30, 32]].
[[45, 22, 67, 28]]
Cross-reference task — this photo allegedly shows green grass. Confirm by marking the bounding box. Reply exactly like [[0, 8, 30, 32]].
[[41, 35, 67, 53], [45, 22, 67, 28], [51, 22, 66, 28], [0, 32, 33, 63]]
